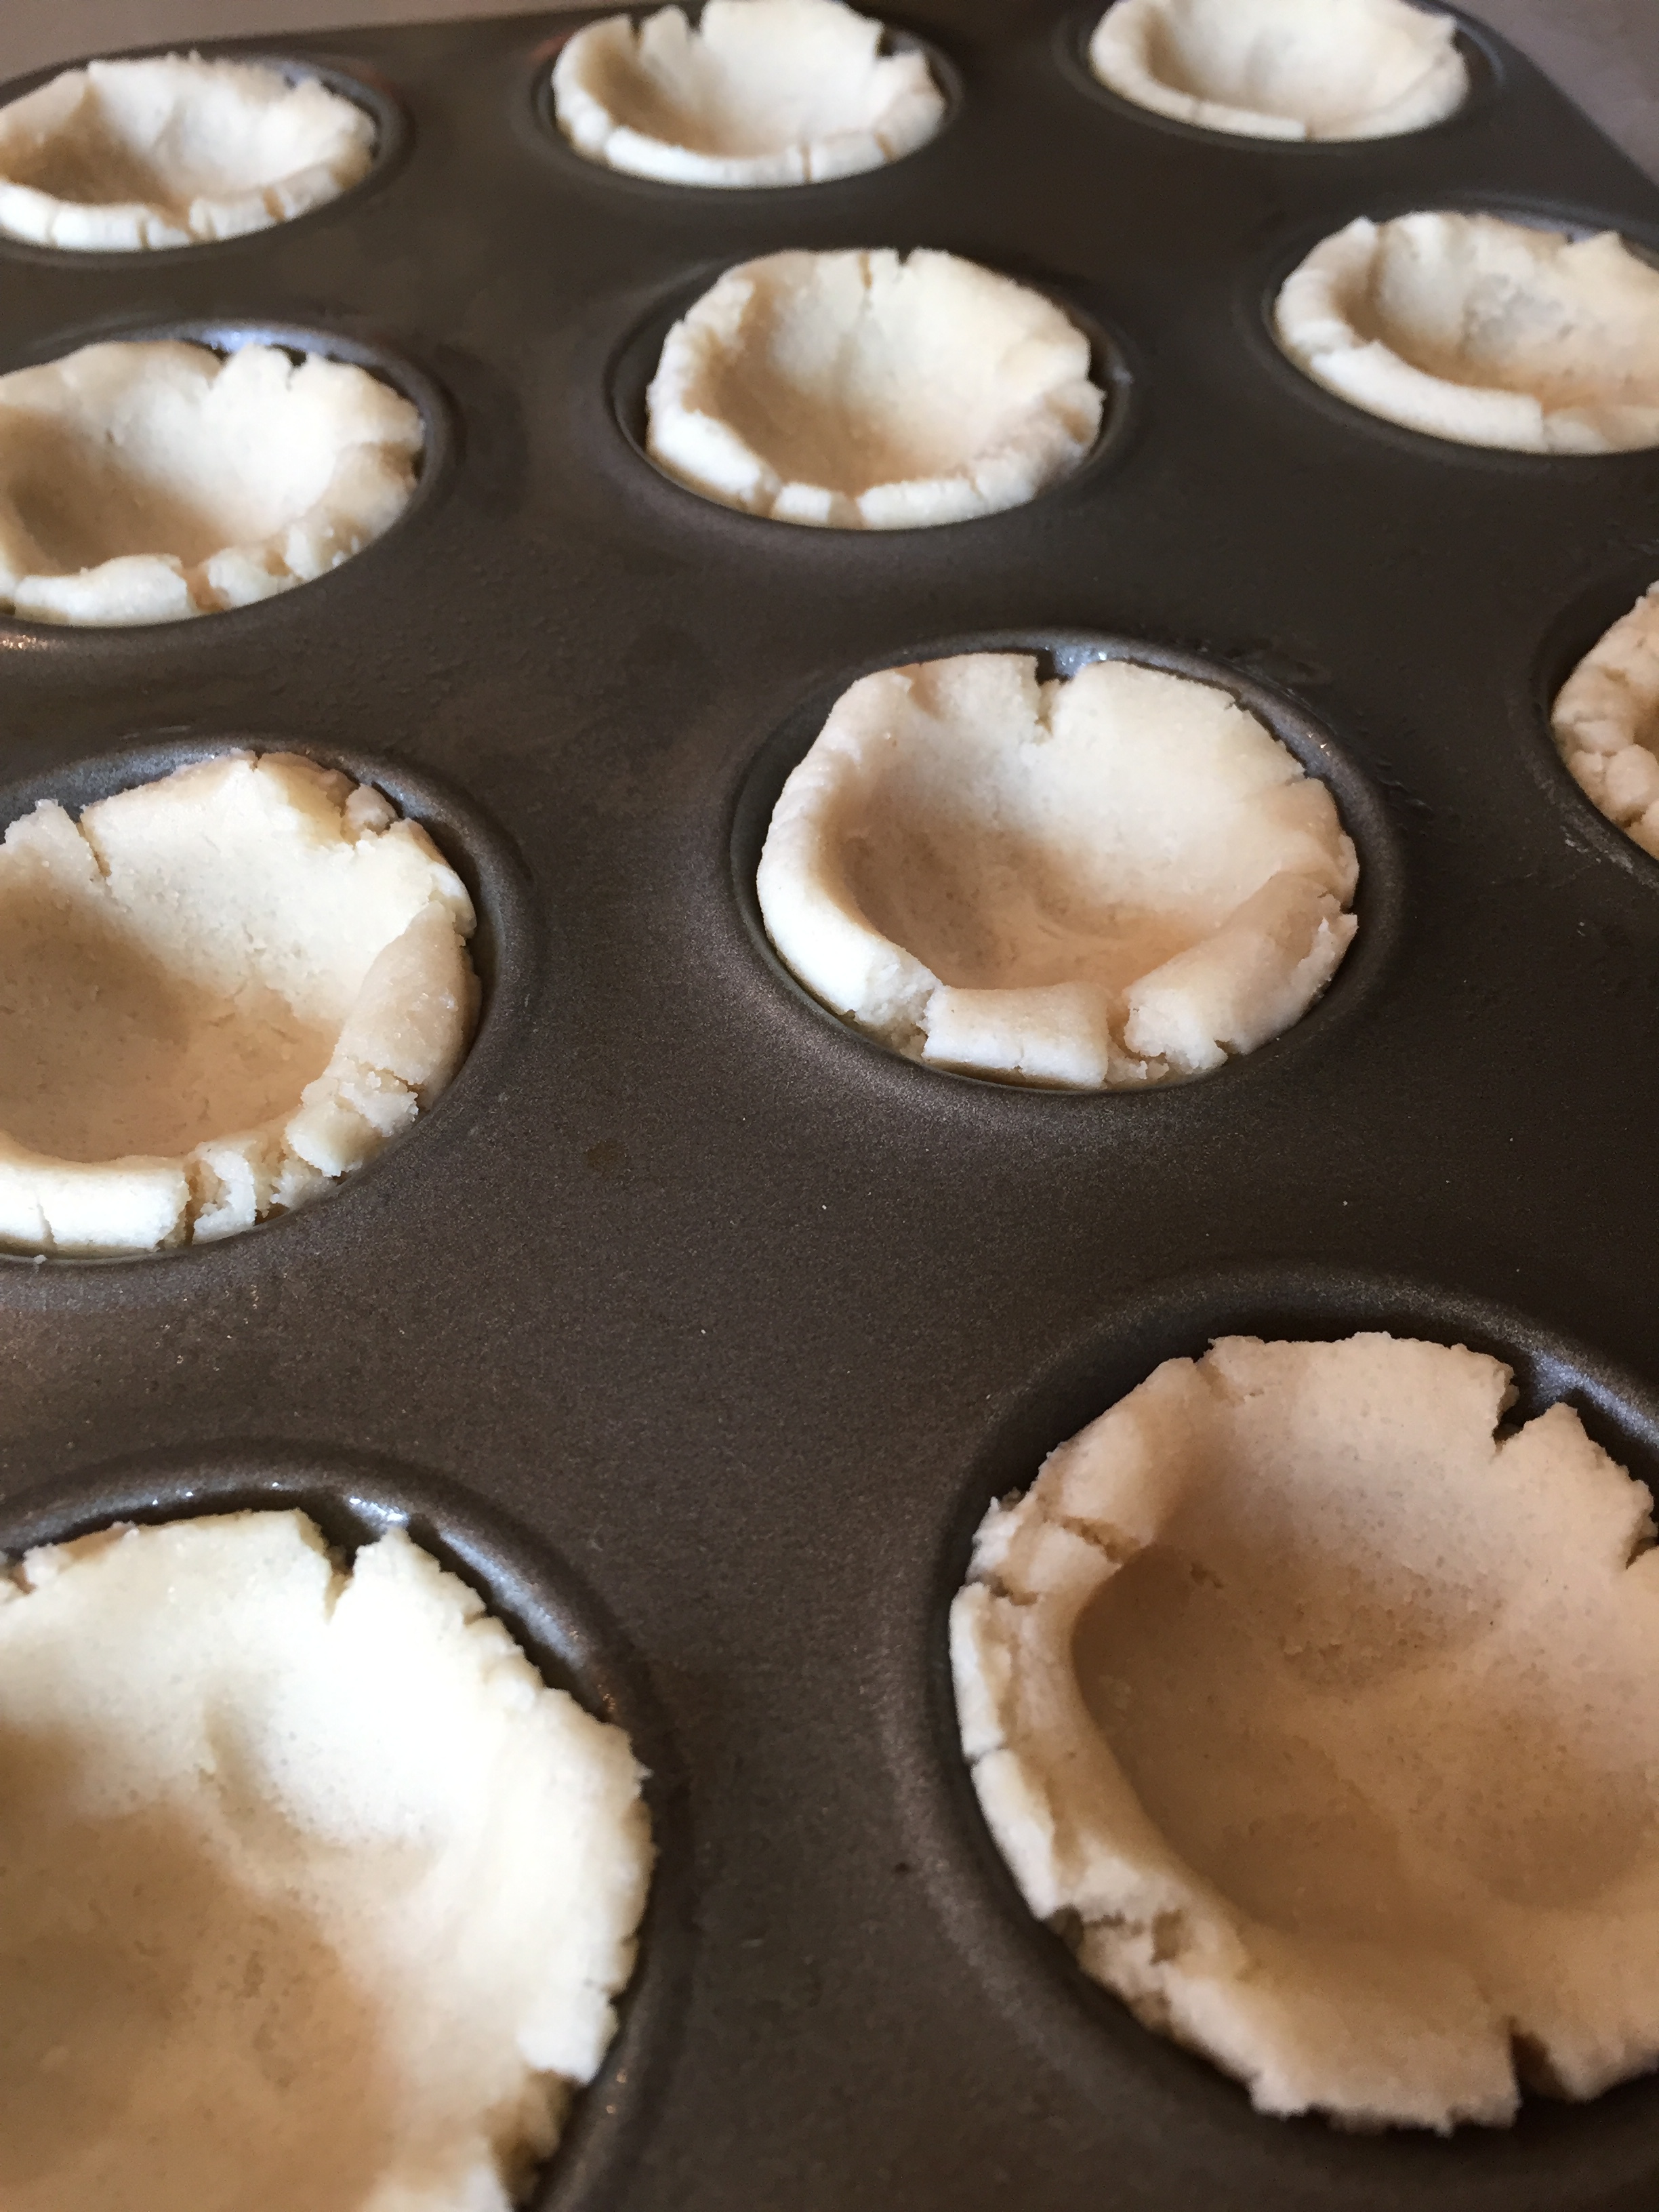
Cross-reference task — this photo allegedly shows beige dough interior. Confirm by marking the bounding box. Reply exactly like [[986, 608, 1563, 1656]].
[[0, 1511, 653, 2212], [1073, 1450, 1651, 1952], [0, 890, 334, 1164]]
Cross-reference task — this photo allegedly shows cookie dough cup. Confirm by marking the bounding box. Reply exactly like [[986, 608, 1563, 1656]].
[[0, 1509, 652, 2207], [645, 249, 1103, 527], [0, 54, 375, 251], [1087, 0, 1466, 142], [0, 751, 479, 1255], [553, 0, 945, 186], [756, 653, 1357, 1087], [1553, 583, 1659, 857], [952, 1333, 1659, 2129], [0, 338, 422, 626], [1275, 211, 1659, 453]]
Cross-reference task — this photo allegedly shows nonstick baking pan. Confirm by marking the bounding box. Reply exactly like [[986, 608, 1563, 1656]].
[[2, 4, 1659, 2207]]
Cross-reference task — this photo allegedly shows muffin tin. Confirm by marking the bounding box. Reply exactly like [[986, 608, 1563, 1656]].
[[2, 3, 1658, 2207]]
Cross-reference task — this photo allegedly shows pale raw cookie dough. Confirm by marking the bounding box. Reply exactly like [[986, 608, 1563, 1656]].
[[646, 249, 1103, 528], [0, 1509, 653, 2211], [1275, 211, 1659, 453], [1088, 0, 1465, 142], [1552, 583, 1659, 858], [0, 338, 422, 626], [0, 54, 374, 251], [952, 1333, 1659, 2130], [0, 751, 480, 1255], [553, 0, 945, 187], [756, 653, 1357, 1087]]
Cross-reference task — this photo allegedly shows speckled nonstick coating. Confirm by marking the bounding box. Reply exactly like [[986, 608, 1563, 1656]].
[[1, 5, 1658, 2206]]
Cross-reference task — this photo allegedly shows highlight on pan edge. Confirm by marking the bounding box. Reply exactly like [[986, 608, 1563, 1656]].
[[754, 648, 1358, 1088], [0, 750, 478, 1256], [0, 1502, 652, 2205], [952, 1328, 1659, 2129]]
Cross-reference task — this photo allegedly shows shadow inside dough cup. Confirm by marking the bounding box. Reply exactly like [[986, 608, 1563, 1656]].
[[0, 54, 375, 251], [1086, 0, 1466, 142], [0, 751, 479, 1256], [0, 338, 422, 626], [1275, 211, 1659, 453], [0, 1509, 652, 2207], [644, 249, 1103, 527], [951, 1332, 1659, 2129], [1553, 582, 1659, 857], [755, 652, 1357, 1087], [552, 0, 945, 186]]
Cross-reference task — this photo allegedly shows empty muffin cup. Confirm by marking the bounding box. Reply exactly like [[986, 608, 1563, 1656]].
[[0, 336, 423, 626], [1086, 0, 1467, 142], [1275, 211, 1659, 453], [0, 54, 375, 251], [953, 1330, 1659, 2129], [552, 0, 946, 186], [755, 651, 1357, 1087], [645, 249, 1103, 527], [0, 751, 479, 1254], [0, 1507, 652, 2205]]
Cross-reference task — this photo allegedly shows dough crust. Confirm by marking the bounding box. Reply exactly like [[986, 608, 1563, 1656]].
[[0, 1509, 652, 2209], [553, 0, 944, 186], [1275, 212, 1659, 453], [953, 1334, 1659, 2129], [1088, 0, 1465, 142], [0, 752, 479, 1254], [0, 340, 422, 626], [1553, 583, 1659, 858], [756, 653, 1356, 1087], [0, 54, 374, 251], [647, 249, 1101, 528]]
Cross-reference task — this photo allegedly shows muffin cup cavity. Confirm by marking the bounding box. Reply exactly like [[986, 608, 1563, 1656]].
[[529, 8, 963, 199], [731, 632, 1403, 1096], [0, 51, 407, 264], [884, 1267, 1659, 2179], [0, 733, 537, 1275], [0, 1446, 689, 2212], [609, 271, 1135, 531]]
